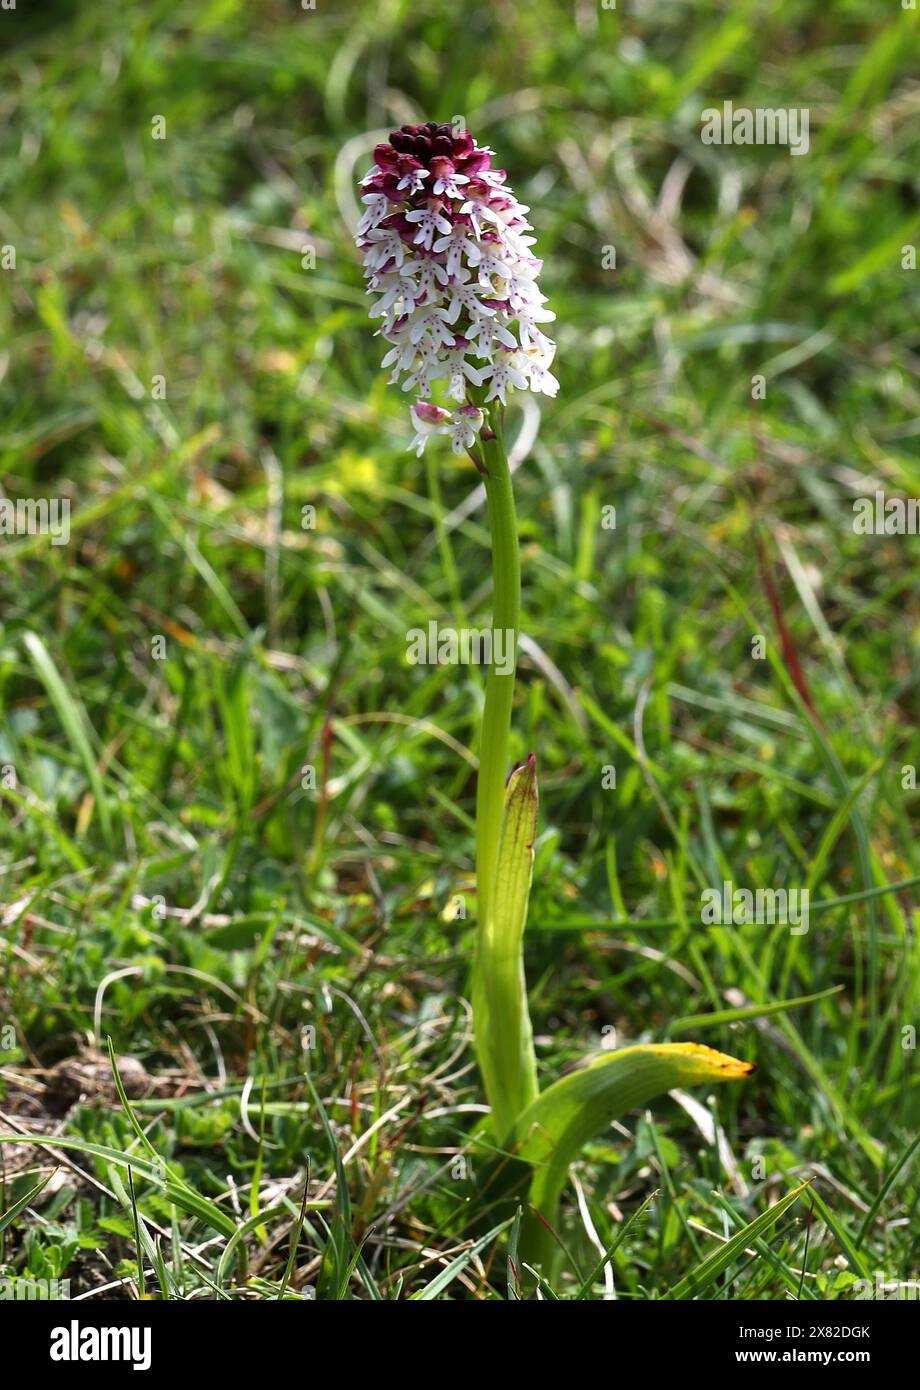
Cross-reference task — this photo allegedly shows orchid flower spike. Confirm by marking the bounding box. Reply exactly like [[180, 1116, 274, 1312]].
[[356, 121, 558, 454]]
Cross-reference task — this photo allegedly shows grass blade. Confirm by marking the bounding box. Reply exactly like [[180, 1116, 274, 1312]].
[[22, 631, 113, 846], [663, 1180, 812, 1299], [0, 1168, 57, 1234]]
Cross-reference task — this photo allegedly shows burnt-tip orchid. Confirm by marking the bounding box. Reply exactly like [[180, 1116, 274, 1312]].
[[354, 124, 751, 1286]]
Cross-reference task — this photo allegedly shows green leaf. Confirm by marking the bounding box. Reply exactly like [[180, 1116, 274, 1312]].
[[662, 1180, 812, 1299], [506, 1205, 523, 1300], [473, 755, 540, 1141], [409, 1216, 514, 1300], [857, 1132, 920, 1247], [670, 984, 844, 1034], [0, 1168, 57, 1233], [506, 1042, 754, 1274], [573, 1187, 660, 1298], [805, 1184, 871, 1281], [22, 631, 113, 846], [0, 1134, 236, 1238]]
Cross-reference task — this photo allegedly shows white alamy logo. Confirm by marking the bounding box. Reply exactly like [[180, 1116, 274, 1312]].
[[853, 492, 920, 534], [49, 1320, 151, 1371], [406, 622, 516, 676], [0, 497, 70, 546], [701, 102, 809, 156], [701, 880, 809, 935], [853, 1272, 920, 1300], [0, 1277, 70, 1300]]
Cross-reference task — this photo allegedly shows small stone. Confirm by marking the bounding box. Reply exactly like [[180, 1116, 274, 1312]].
[[45, 1051, 150, 1109]]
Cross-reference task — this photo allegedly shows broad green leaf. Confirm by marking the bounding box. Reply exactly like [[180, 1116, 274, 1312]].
[[507, 1042, 754, 1272], [473, 756, 539, 1141]]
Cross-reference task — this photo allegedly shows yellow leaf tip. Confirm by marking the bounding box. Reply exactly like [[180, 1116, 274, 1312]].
[[650, 1042, 755, 1078]]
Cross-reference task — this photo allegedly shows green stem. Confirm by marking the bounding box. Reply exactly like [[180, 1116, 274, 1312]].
[[471, 405, 538, 1140], [475, 414, 520, 922]]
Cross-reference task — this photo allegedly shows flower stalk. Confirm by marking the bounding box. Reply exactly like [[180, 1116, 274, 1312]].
[[468, 394, 540, 1141], [473, 403, 517, 930]]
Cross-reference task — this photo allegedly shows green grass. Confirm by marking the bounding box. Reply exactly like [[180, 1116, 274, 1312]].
[[0, 0, 919, 1300]]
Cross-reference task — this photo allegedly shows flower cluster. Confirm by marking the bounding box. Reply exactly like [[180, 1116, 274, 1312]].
[[355, 121, 557, 454]]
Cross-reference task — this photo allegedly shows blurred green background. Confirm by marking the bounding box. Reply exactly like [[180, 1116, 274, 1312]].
[[0, 0, 919, 1299]]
